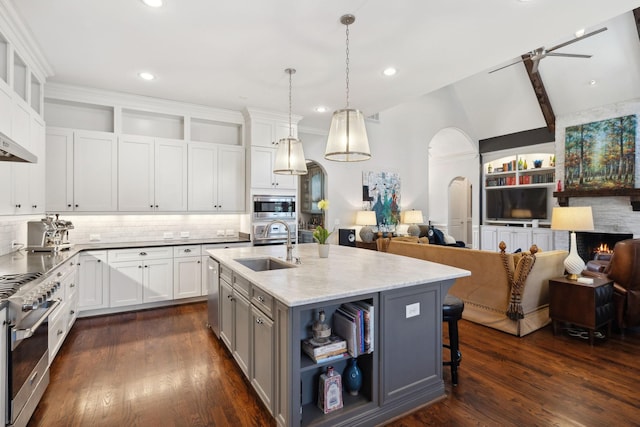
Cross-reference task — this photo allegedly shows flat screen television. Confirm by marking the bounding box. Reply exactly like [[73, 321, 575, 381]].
[[485, 187, 548, 220]]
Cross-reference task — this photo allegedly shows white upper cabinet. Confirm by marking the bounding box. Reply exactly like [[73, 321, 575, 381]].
[[46, 129, 117, 212], [188, 142, 245, 212], [45, 128, 74, 212], [73, 130, 118, 211], [245, 110, 299, 192], [118, 135, 187, 212]]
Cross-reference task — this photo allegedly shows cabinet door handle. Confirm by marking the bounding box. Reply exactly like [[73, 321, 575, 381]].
[[15, 204, 21, 208], [67, 204, 72, 208], [184, 249, 191, 253], [150, 204, 154, 208], [57, 329, 64, 336], [138, 265, 142, 269], [70, 283, 75, 288], [97, 259, 101, 263], [75, 204, 79, 208], [257, 296, 265, 303], [155, 205, 158, 208], [256, 318, 264, 324], [70, 310, 75, 315], [144, 265, 148, 268]]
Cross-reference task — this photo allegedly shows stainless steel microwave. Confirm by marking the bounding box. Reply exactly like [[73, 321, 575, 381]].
[[253, 195, 296, 220]]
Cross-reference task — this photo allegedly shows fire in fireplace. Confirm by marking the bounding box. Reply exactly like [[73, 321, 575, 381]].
[[576, 232, 633, 263]]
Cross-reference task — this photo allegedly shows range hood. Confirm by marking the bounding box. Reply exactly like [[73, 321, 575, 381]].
[[0, 131, 37, 163]]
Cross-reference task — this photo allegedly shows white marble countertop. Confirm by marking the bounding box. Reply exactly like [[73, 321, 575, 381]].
[[208, 243, 470, 307]]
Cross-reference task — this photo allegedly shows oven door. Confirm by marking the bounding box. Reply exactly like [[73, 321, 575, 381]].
[[253, 222, 296, 246], [8, 300, 60, 426]]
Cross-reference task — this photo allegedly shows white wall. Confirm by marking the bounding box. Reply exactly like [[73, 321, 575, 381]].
[[300, 85, 478, 243]]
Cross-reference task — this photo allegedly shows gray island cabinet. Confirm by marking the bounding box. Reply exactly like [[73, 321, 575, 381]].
[[208, 243, 469, 427]]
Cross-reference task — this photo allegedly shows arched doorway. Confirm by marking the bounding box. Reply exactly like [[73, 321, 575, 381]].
[[298, 160, 327, 239], [428, 127, 478, 247], [448, 177, 472, 244]]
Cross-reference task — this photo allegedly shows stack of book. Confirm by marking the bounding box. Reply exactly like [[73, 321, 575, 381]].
[[302, 335, 348, 363], [332, 301, 374, 357]]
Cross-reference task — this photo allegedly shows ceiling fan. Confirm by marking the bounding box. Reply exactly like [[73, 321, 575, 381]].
[[490, 27, 607, 74]]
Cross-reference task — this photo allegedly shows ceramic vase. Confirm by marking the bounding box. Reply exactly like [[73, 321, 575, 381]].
[[318, 243, 330, 258], [344, 357, 362, 396]]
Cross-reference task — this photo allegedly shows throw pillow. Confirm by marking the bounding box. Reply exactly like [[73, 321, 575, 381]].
[[443, 234, 456, 245]]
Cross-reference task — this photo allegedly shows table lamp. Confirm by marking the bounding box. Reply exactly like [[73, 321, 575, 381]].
[[550, 206, 594, 280], [356, 210, 377, 243], [403, 210, 423, 237]]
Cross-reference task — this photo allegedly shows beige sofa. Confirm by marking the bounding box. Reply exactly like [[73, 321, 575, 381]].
[[385, 240, 567, 336]]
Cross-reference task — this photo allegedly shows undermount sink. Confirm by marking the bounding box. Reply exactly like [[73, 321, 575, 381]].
[[234, 257, 295, 272]]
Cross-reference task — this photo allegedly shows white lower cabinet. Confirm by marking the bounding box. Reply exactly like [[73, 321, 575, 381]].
[[78, 251, 109, 310], [481, 225, 555, 251], [173, 245, 202, 299], [0, 307, 5, 424], [109, 257, 173, 307], [233, 290, 251, 377], [108, 247, 174, 307], [49, 256, 79, 364], [219, 274, 234, 350]]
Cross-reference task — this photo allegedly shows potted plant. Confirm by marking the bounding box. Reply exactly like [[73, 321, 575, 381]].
[[313, 225, 333, 258]]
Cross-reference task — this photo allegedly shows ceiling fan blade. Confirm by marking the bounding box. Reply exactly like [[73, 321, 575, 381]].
[[545, 52, 592, 59], [546, 27, 607, 53], [489, 59, 525, 74]]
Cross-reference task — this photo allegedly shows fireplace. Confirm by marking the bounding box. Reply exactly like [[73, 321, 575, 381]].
[[576, 232, 633, 263]]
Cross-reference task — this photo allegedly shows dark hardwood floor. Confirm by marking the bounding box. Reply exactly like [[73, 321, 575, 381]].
[[29, 302, 640, 427]]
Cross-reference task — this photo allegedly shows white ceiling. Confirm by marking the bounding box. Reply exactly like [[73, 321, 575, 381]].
[[10, 0, 640, 136]]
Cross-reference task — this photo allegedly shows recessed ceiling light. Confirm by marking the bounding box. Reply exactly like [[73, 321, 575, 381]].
[[138, 72, 155, 81], [315, 106, 328, 113], [382, 67, 397, 77], [589, 79, 597, 86], [575, 28, 586, 38], [142, 0, 163, 7]]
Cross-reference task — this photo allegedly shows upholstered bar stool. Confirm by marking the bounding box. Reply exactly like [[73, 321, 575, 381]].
[[442, 294, 464, 386]]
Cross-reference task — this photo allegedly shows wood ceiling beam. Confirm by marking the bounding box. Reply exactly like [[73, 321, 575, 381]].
[[522, 55, 556, 133]]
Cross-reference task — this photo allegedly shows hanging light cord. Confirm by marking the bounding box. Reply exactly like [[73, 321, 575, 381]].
[[288, 69, 293, 137], [345, 23, 350, 108]]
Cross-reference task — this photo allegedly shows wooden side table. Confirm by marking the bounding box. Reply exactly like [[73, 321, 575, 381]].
[[548, 276, 614, 345], [356, 241, 377, 251]]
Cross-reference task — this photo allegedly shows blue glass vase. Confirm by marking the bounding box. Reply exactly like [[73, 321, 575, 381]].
[[344, 357, 362, 396]]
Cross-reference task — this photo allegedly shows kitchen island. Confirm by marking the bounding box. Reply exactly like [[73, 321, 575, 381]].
[[208, 243, 470, 427]]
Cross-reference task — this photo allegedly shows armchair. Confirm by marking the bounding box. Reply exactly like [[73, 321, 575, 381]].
[[585, 239, 640, 330]]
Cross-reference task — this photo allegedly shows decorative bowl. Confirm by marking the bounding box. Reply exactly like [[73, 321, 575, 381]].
[[533, 160, 543, 168]]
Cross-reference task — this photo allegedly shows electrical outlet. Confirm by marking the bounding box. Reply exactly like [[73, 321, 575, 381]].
[[217, 230, 225, 236], [225, 229, 235, 236], [89, 234, 101, 241], [163, 232, 174, 239], [180, 231, 190, 238]]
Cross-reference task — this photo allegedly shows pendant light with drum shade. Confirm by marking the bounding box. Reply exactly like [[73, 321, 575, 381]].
[[324, 14, 371, 162], [273, 68, 308, 175]]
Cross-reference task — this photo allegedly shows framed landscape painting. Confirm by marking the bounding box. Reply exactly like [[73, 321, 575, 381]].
[[564, 114, 637, 190]]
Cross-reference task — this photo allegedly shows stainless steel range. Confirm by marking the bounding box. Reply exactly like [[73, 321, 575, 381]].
[[1, 272, 63, 427]]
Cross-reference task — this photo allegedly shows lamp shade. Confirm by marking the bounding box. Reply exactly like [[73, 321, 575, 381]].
[[324, 109, 371, 162], [551, 207, 594, 231], [355, 210, 377, 226], [403, 210, 423, 224], [273, 137, 307, 175]]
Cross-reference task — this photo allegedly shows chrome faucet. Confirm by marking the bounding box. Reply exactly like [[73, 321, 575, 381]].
[[262, 220, 294, 262]]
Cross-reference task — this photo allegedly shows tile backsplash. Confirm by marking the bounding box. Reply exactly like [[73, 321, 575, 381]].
[[0, 214, 250, 256]]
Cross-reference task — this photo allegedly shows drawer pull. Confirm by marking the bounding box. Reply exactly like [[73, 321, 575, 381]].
[[139, 252, 147, 256], [256, 318, 264, 324], [57, 329, 64, 336], [184, 248, 191, 253], [257, 296, 265, 303]]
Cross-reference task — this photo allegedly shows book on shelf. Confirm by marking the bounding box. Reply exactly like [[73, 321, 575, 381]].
[[333, 309, 359, 357], [334, 301, 374, 356], [301, 335, 347, 360], [307, 351, 349, 364]]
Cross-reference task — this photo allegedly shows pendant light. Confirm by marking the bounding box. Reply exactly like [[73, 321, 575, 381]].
[[324, 14, 371, 162], [273, 68, 308, 175]]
